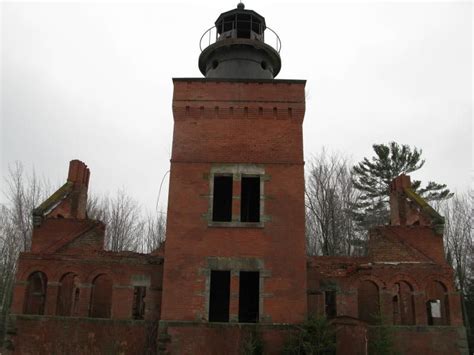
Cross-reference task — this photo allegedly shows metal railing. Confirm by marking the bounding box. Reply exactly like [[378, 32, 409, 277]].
[[199, 23, 281, 53]]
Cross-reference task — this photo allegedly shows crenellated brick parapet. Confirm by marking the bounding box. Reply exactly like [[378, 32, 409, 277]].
[[172, 79, 306, 125], [170, 79, 306, 164]]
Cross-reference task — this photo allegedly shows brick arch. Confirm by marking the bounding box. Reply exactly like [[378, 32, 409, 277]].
[[84, 267, 116, 284], [56, 272, 81, 316], [353, 275, 385, 290], [387, 274, 420, 293], [357, 278, 382, 325], [389, 278, 417, 325], [46, 264, 89, 283], [19, 266, 50, 282], [424, 277, 451, 326], [23, 271, 48, 315], [89, 273, 113, 318], [422, 275, 455, 294]]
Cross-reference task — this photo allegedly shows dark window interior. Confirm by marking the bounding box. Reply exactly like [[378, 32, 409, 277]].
[[358, 280, 380, 325], [24, 271, 47, 315], [241, 176, 260, 222], [132, 286, 146, 319], [209, 270, 230, 322], [239, 271, 259, 323], [89, 274, 112, 318], [325, 290, 337, 318], [393, 295, 400, 325], [56, 273, 79, 316], [212, 176, 233, 222]]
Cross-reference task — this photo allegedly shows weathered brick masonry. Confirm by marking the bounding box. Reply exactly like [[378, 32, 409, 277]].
[[158, 78, 308, 353], [5, 4, 469, 355], [307, 175, 468, 354], [7, 161, 163, 354]]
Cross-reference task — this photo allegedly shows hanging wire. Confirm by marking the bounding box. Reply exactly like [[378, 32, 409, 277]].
[[155, 170, 170, 213]]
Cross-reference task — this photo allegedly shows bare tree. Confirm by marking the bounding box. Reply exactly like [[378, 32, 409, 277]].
[[0, 205, 20, 340], [0, 163, 51, 343], [441, 191, 473, 293], [305, 150, 362, 256], [87, 190, 166, 253], [88, 191, 142, 251], [139, 212, 166, 253], [3, 163, 50, 252]]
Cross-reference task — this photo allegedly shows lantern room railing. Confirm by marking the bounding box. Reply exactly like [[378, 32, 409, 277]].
[[199, 21, 281, 53]]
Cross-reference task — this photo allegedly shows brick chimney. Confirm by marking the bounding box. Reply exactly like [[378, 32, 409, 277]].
[[389, 174, 411, 226], [67, 160, 90, 219]]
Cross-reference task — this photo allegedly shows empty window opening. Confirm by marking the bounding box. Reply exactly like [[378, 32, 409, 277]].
[[132, 286, 146, 320], [325, 290, 337, 318], [393, 295, 400, 325], [240, 177, 260, 222], [23, 271, 47, 315], [427, 300, 441, 325], [395, 281, 415, 325], [89, 274, 112, 318], [209, 270, 230, 322], [426, 281, 449, 325], [73, 288, 80, 315], [212, 176, 233, 222], [56, 273, 80, 316], [358, 280, 380, 325], [239, 271, 259, 323]]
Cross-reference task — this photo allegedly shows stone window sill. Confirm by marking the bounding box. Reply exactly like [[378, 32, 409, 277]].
[[208, 221, 264, 228]]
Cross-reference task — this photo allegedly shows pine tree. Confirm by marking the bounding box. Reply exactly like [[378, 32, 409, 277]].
[[351, 142, 452, 229]]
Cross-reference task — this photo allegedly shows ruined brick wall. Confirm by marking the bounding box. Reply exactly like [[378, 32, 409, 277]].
[[8, 316, 158, 355], [163, 323, 291, 355], [9, 252, 163, 354], [11, 253, 163, 320], [306, 224, 467, 355], [5, 159, 165, 354], [368, 226, 447, 265]]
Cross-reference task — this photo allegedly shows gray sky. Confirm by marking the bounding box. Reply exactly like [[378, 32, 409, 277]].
[[1, 1, 472, 213]]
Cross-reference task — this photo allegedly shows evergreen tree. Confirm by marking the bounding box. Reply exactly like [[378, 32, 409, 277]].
[[351, 142, 452, 229]]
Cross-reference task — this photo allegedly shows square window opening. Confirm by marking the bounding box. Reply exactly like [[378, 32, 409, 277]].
[[239, 271, 259, 323], [209, 270, 230, 322], [212, 176, 233, 222], [241, 176, 260, 222]]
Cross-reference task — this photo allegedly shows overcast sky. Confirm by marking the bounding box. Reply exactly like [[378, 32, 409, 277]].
[[1, 1, 472, 213]]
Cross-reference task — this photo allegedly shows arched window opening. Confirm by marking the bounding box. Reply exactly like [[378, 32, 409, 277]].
[[394, 281, 415, 325], [358, 280, 380, 325], [23, 271, 47, 315], [89, 274, 112, 318], [426, 281, 449, 325], [56, 273, 80, 316], [392, 295, 400, 325]]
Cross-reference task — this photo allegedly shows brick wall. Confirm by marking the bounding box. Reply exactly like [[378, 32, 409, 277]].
[[160, 78, 308, 352], [8, 316, 158, 355]]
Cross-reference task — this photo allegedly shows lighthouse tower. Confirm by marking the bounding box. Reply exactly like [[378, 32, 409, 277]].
[[160, 3, 307, 352]]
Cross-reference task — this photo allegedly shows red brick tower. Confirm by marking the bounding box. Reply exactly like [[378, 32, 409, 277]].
[[159, 3, 307, 352]]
